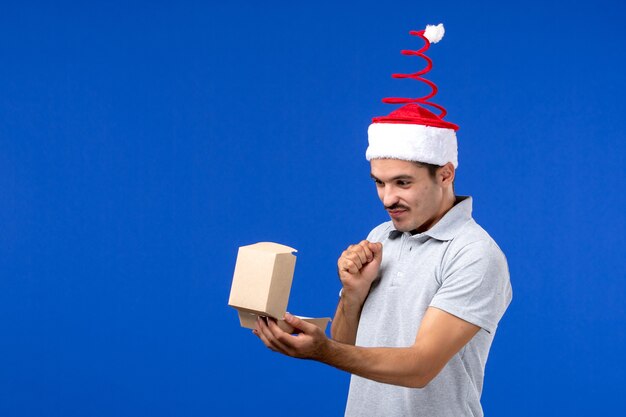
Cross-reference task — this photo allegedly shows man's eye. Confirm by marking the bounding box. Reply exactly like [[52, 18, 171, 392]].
[[397, 181, 410, 186]]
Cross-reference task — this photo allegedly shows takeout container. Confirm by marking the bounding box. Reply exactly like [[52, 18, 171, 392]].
[[228, 242, 330, 333]]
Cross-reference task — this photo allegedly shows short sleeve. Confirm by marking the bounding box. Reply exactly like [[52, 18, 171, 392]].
[[429, 239, 512, 333]]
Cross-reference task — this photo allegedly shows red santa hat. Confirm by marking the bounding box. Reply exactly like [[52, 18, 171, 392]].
[[366, 24, 460, 168]]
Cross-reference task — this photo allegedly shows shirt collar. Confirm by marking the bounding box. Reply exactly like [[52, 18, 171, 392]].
[[388, 196, 473, 241]]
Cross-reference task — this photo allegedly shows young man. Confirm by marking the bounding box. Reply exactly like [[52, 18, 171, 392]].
[[254, 25, 512, 416]]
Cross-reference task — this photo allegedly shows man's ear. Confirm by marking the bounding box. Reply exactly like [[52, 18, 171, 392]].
[[438, 162, 455, 186]]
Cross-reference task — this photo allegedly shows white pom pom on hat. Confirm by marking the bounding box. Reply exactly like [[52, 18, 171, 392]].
[[424, 23, 445, 44], [366, 24, 459, 168]]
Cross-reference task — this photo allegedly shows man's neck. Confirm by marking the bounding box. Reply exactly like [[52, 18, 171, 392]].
[[410, 193, 457, 235]]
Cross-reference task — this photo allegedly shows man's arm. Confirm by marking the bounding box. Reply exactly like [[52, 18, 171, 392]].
[[329, 295, 362, 345], [255, 306, 480, 389], [330, 241, 382, 345]]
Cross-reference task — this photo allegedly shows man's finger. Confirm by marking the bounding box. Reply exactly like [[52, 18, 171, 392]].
[[257, 317, 292, 354], [358, 240, 374, 262], [351, 245, 368, 265], [369, 242, 383, 261], [266, 319, 300, 356], [342, 259, 360, 275], [255, 327, 277, 352], [255, 319, 278, 351], [346, 253, 363, 270]]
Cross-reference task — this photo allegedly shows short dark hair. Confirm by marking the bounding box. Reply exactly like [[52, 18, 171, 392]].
[[413, 161, 440, 180]]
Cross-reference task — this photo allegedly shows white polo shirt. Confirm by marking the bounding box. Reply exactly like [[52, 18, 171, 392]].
[[345, 196, 512, 417]]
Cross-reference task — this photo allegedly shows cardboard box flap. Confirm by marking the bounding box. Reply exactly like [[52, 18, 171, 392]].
[[237, 310, 331, 334], [252, 242, 297, 254]]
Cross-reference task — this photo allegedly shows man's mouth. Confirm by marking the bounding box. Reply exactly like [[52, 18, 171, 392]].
[[386, 205, 409, 218]]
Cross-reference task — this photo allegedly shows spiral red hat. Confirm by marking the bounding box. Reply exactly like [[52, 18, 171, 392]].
[[366, 24, 460, 168]]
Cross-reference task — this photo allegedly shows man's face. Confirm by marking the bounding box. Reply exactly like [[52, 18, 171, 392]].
[[370, 159, 448, 234]]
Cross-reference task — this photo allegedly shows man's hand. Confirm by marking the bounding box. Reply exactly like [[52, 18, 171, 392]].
[[337, 240, 383, 304], [254, 313, 330, 360]]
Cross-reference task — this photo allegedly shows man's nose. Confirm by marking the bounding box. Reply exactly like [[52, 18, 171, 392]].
[[382, 187, 399, 207]]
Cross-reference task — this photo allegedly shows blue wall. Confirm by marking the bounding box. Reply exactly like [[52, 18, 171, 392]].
[[1, 1, 625, 415]]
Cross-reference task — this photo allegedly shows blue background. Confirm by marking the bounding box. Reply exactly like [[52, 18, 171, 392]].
[[1, 1, 625, 415]]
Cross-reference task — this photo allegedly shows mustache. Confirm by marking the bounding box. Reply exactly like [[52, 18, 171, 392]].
[[385, 203, 410, 211]]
